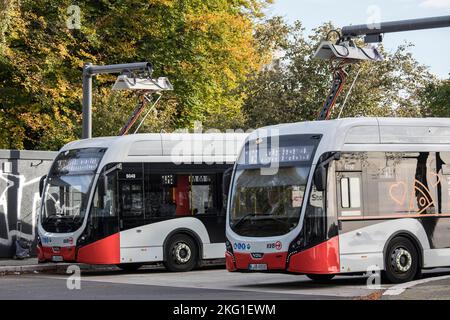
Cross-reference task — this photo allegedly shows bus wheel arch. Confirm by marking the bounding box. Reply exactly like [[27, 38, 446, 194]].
[[163, 229, 202, 272], [382, 232, 423, 283], [383, 231, 424, 269]]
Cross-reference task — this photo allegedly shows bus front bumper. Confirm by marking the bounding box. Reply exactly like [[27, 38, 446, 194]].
[[226, 251, 288, 272], [37, 245, 77, 262]]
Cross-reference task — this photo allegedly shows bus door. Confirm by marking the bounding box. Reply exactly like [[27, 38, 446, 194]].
[[117, 163, 145, 230], [189, 173, 226, 243], [336, 169, 370, 258]]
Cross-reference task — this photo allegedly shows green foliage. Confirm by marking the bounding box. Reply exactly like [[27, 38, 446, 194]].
[[0, 0, 273, 149], [420, 79, 450, 117]]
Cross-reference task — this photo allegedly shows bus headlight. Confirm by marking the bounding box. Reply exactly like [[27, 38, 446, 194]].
[[288, 232, 305, 255], [76, 233, 88, 246]]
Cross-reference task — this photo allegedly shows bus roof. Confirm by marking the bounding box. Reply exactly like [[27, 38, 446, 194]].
[[247, 117, 450, 156], [59, 132, 249, 165]]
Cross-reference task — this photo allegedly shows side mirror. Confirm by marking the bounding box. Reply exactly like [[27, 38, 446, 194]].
[[222, 167, 233, 196], [313, 152, 340, 192], [98, 175, 106, 209], [39, 175, 47, 197], [313, 165, 327, 192]]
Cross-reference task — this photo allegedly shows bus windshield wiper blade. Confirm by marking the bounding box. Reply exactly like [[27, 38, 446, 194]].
[[266, 217, 290, 227], [232, 213, 272, 228]]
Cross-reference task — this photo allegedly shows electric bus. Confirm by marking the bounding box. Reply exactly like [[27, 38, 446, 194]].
[[37, 132, 247, 271], [225, 118, 450, 283]]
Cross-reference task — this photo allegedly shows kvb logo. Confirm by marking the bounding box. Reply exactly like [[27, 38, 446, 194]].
[[266, 241, 282, 250], [275, 241, 282, 250]]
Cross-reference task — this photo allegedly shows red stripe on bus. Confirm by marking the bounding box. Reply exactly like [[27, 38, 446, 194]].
[[287, 236, 340, 274], [225, 252, 237, 271], [77, 233, 120, 264]]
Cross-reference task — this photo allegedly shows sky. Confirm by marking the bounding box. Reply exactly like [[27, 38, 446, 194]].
[[267, 0, 450, 79]]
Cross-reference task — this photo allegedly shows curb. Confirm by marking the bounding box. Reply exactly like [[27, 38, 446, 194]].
[[0, 259, 224, 275], [0, 263, 118, 275], [0, 263, 71, 274]]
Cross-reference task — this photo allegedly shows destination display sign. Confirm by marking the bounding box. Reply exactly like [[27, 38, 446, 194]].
[[52, 148, 105, 175], [244, 145, 315, 165], [238, 134, 321, 166]]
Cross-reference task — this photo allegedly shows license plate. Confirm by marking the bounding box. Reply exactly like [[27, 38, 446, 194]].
[[52, 255, 63, 262], [248, 263, 267, 271]]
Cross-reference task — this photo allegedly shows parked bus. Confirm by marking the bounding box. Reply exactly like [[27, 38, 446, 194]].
[[225, 118, 450, 283], [37, 133, 247, 271]]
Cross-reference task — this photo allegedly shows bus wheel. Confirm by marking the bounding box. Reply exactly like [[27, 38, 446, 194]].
[[383, 237, 419, 284], [164, 234, 198, 272], [116, 263, 143, 272], [306, 274, 335, 282]]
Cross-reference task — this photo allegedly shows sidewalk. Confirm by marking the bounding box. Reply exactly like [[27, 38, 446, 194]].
[[0, 258, 117, 274], [0, 258, 71, 274]]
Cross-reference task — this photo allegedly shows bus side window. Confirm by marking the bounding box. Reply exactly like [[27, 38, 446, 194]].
[[190, 174, 216, 215], [338, 174, 362, 216], [145, 172, 219, 218], [340, 178, 350, 208], [118, 163, 144, 218], [145, 173, 177, 218]]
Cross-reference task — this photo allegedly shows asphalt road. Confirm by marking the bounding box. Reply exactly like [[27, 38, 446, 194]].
[[1, 266, 450, 300]]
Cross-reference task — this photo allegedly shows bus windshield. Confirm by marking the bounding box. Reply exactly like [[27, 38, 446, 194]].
[[230, 166, 309, 237], [41, 148, 105, 233], [229, 134, 321, 237]]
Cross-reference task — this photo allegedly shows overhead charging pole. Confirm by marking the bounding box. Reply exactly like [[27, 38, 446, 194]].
[[341, 15, 450, 43], [82, 62, 153, 139], [313, 15, 450, 120]]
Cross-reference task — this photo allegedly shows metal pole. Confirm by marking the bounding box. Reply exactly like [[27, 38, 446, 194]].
[[82, 63, 93, 139], [80, 61, 152, 139], [89, 62, 152, 75], [342, 15, 450, 38]]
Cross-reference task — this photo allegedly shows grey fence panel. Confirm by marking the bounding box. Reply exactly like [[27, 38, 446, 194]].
[[0, 150, 57, 258]]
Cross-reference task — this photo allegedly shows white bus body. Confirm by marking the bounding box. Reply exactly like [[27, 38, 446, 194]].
[[38, 133, 247, 271], [226, 118, 450, 283]]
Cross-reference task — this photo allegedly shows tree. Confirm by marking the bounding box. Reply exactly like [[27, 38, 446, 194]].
[[0, 0, 274, 149], [420, 79, 450, 117], [242, 21, 435, 128]]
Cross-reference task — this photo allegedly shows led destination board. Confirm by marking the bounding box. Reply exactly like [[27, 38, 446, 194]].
[[239, 134, 321, 166], [51, 148, 105, 175]]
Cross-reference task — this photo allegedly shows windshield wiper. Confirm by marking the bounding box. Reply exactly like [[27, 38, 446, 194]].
[[265, 216, 290, 227], [232, 213, 272, 228]]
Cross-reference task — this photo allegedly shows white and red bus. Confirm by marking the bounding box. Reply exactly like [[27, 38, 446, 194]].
[[37, 133, 247, 271], [226, 118, 450, 283]]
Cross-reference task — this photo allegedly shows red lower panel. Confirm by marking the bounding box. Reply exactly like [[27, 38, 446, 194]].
[[37, 245, 44, 262], [38, 245, 76, 262], [287, 236, 340, 274], [233, 252, 288, 270], [225, 252, 237, 271], [77, 233, 120, 265]]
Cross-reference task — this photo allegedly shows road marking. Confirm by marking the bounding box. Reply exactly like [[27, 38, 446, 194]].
[[383, 275, 450, 296]]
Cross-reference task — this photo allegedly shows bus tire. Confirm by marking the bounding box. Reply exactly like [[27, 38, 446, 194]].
[[116, 263, 143, 272], [383, 236, 419, 284], [164, 234, 198, 272], [306, 274, 335, 282]]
